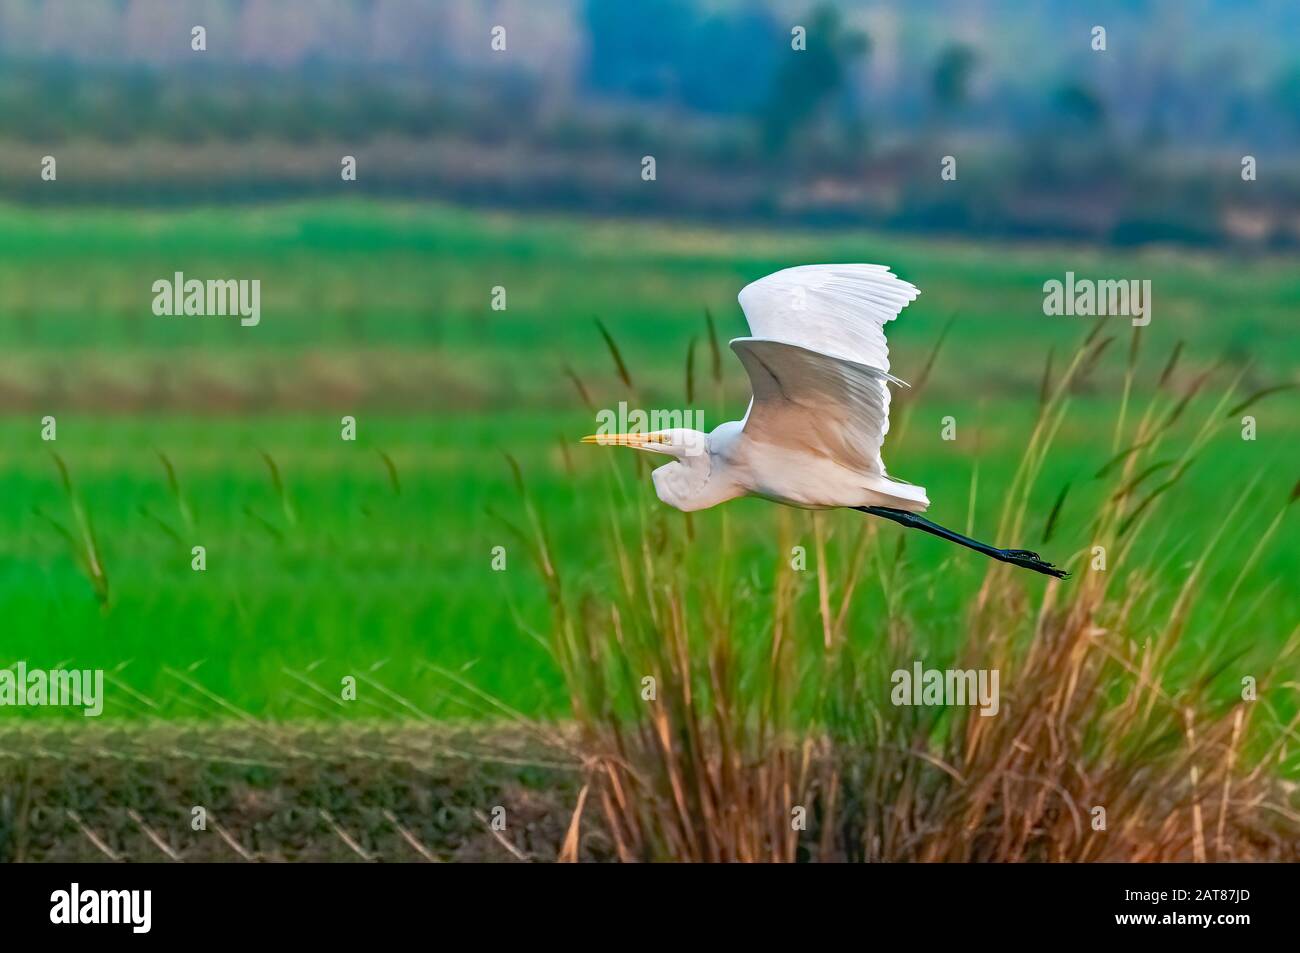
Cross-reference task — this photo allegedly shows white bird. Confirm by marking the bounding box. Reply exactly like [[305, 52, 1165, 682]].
[[582, 264, 1066, 578]]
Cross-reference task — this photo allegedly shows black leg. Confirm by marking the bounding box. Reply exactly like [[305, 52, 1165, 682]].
[[854, 506, 1068, 579]]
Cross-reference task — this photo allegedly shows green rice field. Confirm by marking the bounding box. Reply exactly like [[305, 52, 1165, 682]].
[[1, 200, 1296, 720]]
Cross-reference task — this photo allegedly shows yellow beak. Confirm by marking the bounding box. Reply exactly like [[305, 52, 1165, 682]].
[[580, 432, 669, 447]]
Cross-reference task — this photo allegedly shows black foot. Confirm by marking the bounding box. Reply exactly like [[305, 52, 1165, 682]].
[[996, 549, 1068, 579], [854, 506, 1069, 581]]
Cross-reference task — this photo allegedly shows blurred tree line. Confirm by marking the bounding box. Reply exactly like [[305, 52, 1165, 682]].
[[1, 0, 1298, 247]]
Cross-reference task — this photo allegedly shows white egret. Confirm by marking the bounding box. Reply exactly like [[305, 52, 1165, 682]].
[[582, 264, 1067, 578]]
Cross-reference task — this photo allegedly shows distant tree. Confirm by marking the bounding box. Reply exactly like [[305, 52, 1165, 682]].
[[1053, 81, 1106, 129], [930, 44, 978, 114], [760, 4, 869, 154], [582, 0, 779, 114], [1274, 66, 1300, 132]]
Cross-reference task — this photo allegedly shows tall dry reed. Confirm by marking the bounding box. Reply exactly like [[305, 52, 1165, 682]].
[[514, 319, 1297, 862]]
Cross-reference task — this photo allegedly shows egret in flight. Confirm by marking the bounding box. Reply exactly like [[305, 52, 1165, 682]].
[[582, 264, 1067, 578]]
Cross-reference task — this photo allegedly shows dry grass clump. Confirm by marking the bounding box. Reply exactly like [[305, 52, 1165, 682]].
[[516, 321, 1299, 862]]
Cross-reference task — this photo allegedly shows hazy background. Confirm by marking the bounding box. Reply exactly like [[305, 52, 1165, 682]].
[[0, 0, 1295, 720], [2, 0, 1299, 244]]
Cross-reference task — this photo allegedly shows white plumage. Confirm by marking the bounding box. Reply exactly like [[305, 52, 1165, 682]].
[[582, 262, 1069, 579], [585, 264, 928, 513], [735, 263, 918, 373]]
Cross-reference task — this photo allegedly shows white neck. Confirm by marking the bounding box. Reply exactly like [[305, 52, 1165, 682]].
[[650, 422, 746, 512]]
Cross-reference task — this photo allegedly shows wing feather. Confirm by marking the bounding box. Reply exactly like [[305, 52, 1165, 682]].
[[731, 338, 900, 476], [731, 264, 920, 476], [736, 263, 918, 373]]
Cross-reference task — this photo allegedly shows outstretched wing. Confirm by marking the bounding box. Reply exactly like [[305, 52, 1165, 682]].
[[736, 264, 919, 374], [732, 264, 919, 476], [730, 338, 902, 476]]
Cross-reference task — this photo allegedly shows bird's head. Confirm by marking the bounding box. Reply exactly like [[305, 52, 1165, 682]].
[[580, 427, 718, 511], [579, 427, 707, 459]]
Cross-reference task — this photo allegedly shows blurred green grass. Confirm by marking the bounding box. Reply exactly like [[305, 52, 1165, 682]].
[[0, 200, 1295, 719]]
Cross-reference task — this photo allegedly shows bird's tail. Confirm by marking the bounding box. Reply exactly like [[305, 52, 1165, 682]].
[[871, 478, 930, 512], [855, 506, 1068, 579]]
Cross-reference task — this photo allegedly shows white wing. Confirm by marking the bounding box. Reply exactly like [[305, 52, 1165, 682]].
[[730, 337, 903, 477], [733, 264, 920, 477], [736, 263, 919, 373]]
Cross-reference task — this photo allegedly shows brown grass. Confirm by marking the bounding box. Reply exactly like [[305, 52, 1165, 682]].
[[519, 320, 1300, 862]]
